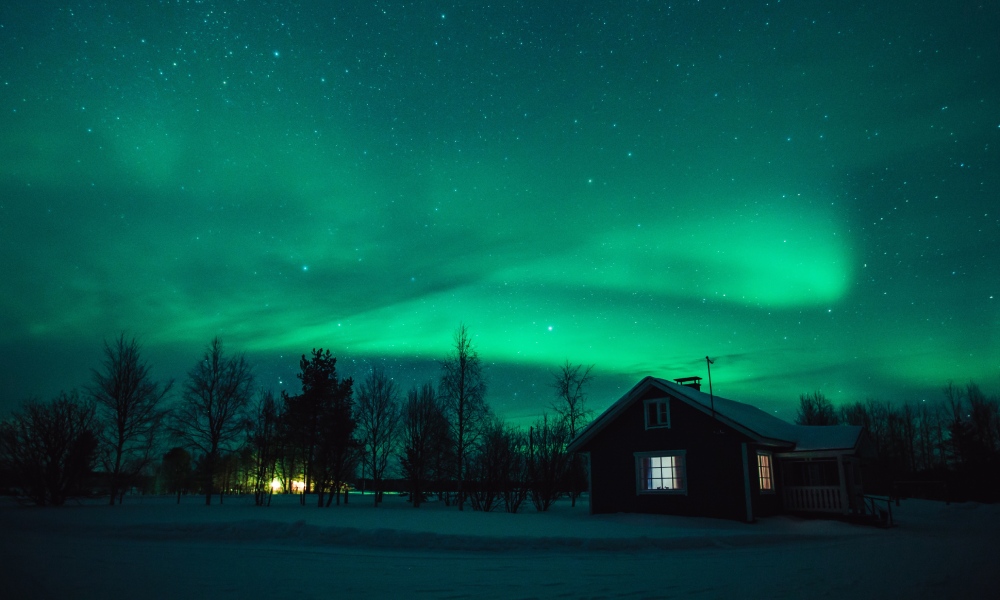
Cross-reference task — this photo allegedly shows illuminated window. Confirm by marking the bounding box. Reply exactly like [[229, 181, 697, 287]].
[[635, 451, 686, 494], [757, 452, 774, 493], [644, 398, 670, 429]]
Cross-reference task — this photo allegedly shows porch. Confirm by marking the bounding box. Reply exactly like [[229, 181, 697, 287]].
[[782, 485, 845, 513], [778, 454, 861, 515]]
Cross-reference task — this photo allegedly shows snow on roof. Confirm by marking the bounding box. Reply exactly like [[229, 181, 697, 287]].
[[569, 376, 862, 453]]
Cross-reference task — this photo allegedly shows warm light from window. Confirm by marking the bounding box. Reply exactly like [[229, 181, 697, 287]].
[[757, 453, 773, 491], [270, 479, 282, 492]]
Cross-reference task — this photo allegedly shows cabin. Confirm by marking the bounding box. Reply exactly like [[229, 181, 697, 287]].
[[567, 376, 872, 522]]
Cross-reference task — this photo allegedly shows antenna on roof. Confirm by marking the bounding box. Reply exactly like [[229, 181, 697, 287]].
[[706, 356, 716, 419]]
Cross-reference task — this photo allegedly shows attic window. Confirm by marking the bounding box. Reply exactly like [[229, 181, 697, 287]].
[[644, 398, 670, 429], [635, 450, 686, 494]]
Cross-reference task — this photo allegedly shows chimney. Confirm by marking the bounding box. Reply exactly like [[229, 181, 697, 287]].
[[673, 376, 702, 392]]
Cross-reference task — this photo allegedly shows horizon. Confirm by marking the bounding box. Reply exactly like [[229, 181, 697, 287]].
[[2, 1, 997, 423]]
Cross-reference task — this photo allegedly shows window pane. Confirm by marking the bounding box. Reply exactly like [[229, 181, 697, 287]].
[[646, 401, 669, 427], [757, 454, 772, 491], [643, 455, 682, 490]]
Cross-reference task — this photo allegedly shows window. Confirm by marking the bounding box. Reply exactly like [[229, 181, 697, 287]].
[[635, 451, 686, 494], [644, 398, 670, 429], [757, 452, 774, 493]]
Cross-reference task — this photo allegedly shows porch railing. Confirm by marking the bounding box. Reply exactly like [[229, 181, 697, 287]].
[[782, 485, 844, 513], [861, 494, 893, 527]]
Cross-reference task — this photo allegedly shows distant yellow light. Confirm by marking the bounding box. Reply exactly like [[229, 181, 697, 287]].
[[270, 479, 282, 492], [291, 480, 305, 493]]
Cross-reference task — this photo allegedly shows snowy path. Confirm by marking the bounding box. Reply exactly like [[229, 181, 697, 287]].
[[2, 495, 997, 599]]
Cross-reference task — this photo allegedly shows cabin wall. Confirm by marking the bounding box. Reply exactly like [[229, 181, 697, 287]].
[[586, 387, 759, 521], [751, 454, 782, 517]]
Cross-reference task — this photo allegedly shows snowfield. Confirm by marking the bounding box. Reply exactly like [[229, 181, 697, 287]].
[[2, 494, 997, 599]]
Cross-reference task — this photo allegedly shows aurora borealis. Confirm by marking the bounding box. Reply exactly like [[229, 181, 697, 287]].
[[1, 1, 997, 424]]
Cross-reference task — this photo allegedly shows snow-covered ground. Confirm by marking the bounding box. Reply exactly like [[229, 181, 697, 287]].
[[2, 493, 997, 599]]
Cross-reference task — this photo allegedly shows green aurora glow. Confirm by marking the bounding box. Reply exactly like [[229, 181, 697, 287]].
[[1, 1, 997, 423]]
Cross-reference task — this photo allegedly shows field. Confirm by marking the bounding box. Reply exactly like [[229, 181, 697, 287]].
[[2, 493, 997, 599]]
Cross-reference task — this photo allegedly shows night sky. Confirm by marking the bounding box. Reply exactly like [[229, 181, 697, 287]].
[[1, 1, 997, 425]]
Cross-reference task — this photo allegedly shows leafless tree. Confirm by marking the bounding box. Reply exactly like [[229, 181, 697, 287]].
[[356, 366, 402, 506], [942, 381, 966, 465], [551, 361, 594, 506], [400, 382, 450, 507], [529, 413, 570, 511], [551, 361, 594, 438], [965, 382, 1000, 456], [169, 337, 254, 505], [248, 389, 281, 506], [796, 391, 839, 425], [439, 324, 488, 511], [0, 391, 99, 506], [88, 333, 173, 505], [467, 416, 527, 513]]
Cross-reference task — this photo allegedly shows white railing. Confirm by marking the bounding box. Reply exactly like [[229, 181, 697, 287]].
[[782, 485, 843, 513]]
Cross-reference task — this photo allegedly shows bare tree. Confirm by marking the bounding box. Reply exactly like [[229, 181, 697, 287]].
[[439, 324, 488, 511], [528, 413, 570, 511], [551, 361, 594, 438], [551, 361, 594, 506], [796, 391, 839, 426], [0, 391, 99, 506], [248, 389, 282, 506], [88, 333, 173, 505], [467, 415, 526, 513], [356, 366, 402, 506], [400, 382, 450, 507], [965, 382, 1000, 456], [169, 337, 254, 505]]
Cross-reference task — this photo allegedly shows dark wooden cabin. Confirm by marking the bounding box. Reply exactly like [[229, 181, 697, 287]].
[[567, 376, 870, 522]]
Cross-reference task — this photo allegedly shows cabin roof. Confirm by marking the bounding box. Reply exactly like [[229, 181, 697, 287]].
[[567, 376, 862, 453]]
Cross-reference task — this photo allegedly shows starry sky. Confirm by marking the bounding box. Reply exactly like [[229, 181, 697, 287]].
[[1, 1, 997, 425]]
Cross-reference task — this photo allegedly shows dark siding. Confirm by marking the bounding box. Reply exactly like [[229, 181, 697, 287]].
[[749, 446, 782, 517], [585, 387, 759, 521]]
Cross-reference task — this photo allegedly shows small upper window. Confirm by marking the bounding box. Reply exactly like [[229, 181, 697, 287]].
[[757, 452, 774, 493], [645, 398, 670, 429]]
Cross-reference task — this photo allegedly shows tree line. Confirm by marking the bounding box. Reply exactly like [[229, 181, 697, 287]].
[[796, 384, 1000, 501], [0, 325, 595, 510]]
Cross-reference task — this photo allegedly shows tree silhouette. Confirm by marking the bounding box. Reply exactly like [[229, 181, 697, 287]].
[[551, 361, 594, 507], [467, 416, 527, 513], [439, 324, 488, 511], [160, 446, 192, 503], [356, 366, 401, 506], [796, 391, 838, 426], [247, 389, 281, 506], [400, 382, 450, 507], [169, 337, 254, 505], [0, 391, 99, 506], [528, 413, 569, 512], [286, 349, 356, 507], [89, 333, 173, 505]]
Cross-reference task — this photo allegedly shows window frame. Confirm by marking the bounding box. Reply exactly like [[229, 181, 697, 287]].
[[757, 451, 775, 494], [634, 450, 687, 495], [643, 397, 671, 429]]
